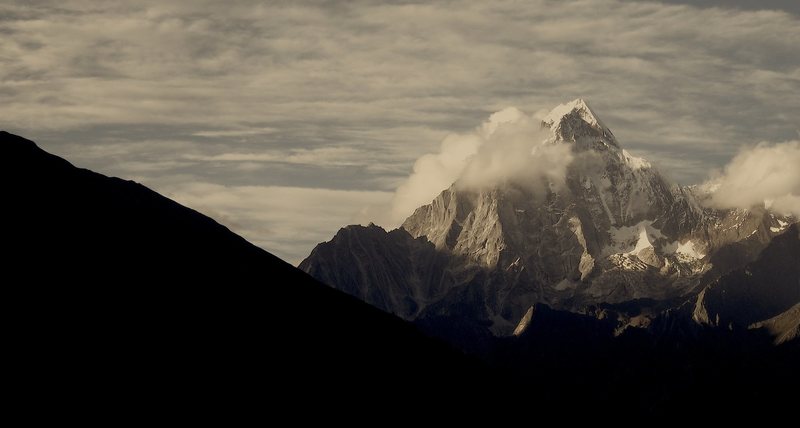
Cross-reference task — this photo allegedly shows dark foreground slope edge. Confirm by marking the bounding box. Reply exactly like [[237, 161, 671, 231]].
[[1, 131, 496, 415]]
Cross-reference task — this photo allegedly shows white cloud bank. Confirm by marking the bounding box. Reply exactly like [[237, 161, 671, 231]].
[[3, 1, 800, 263], [388, 107, 573, 224], [709, 141, 800, 216]]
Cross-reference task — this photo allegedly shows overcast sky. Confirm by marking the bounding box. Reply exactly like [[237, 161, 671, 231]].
[[2, 0, 799, 264]]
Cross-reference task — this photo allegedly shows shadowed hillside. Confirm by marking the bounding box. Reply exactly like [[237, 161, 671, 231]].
[[1, 131, 493, 415]]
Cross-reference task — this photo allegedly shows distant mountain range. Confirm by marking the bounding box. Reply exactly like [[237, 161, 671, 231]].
[[302, 99, 798, 338], [299, 100, 799, 411]]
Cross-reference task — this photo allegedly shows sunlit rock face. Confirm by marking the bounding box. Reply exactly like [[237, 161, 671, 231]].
[[301, 99, 795, 336]]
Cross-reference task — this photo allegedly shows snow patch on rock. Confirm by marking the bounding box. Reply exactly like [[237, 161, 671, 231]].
[[605, 220, 664, 257], [622, 149, 651, 170]]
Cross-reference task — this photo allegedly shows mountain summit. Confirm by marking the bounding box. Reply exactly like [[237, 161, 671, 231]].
[[301, 100, 795, 335], [542, 98, 615, 143]]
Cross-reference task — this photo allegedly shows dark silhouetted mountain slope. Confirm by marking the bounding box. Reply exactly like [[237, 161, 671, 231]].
[[0, 131, 495, 415]]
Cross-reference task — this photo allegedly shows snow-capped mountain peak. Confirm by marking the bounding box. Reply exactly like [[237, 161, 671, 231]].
[[542, 98, 597, 125], [542, 98, 615, 144], [301, 99, 795, 337], [542, 98, 608, 130]]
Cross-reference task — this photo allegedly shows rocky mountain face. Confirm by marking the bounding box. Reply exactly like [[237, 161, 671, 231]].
[[693, 224, 800, 330], [301, 99, 797, 336]]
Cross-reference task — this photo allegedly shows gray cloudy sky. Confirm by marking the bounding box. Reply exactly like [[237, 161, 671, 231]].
[[2, 0, 799, 264]]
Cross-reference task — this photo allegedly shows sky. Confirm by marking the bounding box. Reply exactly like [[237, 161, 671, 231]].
[[1, 0, 799, 264]]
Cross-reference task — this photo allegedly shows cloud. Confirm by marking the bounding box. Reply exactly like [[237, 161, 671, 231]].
[[458, 109, 571, 193], [387, 107, 572, 224], [2, 0, 800, 261], [192, 128, 277, 138], [708, 141, 800, 216], [646, 0, 800, 15], [162, 183, 393, 265], [183, 146, 366, 166], [388, 131, 481, 224], [3, 1, 799, 175]]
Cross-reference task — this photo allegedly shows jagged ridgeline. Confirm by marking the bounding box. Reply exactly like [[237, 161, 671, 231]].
[[301, 99, 798, 338]]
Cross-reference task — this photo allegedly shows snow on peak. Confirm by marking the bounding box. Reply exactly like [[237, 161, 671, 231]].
[[622, 149, 651, 170], [542, 98, 609, 132]]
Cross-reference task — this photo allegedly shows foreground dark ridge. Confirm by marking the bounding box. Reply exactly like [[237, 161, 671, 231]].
[[1, 131, 494, 414]]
